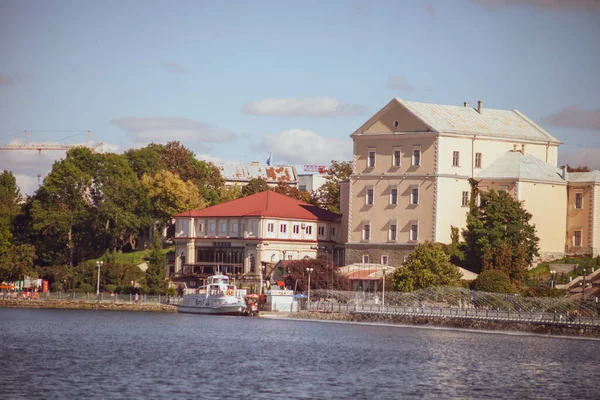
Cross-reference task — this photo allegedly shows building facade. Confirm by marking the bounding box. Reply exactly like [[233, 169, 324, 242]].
[[218, 162, 298, 188], [172, 190, 343, 290], [343, 98, 563, 265]]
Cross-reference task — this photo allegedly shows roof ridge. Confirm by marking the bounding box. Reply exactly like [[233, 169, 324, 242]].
[[511, 109, 561, 144]]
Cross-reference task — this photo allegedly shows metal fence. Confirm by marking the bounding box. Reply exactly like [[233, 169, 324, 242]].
[[0, 291, 183, 306], [301, 286, 600, 327]]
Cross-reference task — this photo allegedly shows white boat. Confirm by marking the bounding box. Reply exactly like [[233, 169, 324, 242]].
[[178, 275, 247, 315]]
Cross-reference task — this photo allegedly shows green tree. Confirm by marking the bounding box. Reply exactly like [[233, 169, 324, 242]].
[[124, 146, 162, 179], [215, 185, 243, 204], [392, 241, 463, 292], [0, 244, 37, 282], [312, 160, 352, 213], [145, 238, 168, 294], [241, 178, 270, 196], [462, 179, 539, 279], [0, 170, 22, 255], [272, 181, 312, 202], [472, 270, 514, 293], [141, 170, 205, 230]]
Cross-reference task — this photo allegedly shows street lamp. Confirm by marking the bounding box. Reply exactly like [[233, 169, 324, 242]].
[[381, 267, 391, 307], [259, 265, 266, 295], [550, 270, 556, 288], [581, 268, 588, 300], [306, 267, 314, 304], [96, 261, 103, 295]]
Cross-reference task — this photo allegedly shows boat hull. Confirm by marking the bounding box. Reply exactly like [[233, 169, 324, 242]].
[[178, 304, 245, 315]]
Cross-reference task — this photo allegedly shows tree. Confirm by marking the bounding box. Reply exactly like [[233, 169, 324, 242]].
[[561, 164, 590, 173], [0, 170, 22, 255], [215, 185, 243, 204], [0, 244, 36, 282], [283, 257, 348, 292], [272, 181, 311, 202], [392, 241, 462, 292], [462, 179, 539, 280], [472, 270, 514, 293], [312, 160, 352, 213], [141, 170, 205, 230], [145, 238, 168, 294], [241, 178, 270, 197]]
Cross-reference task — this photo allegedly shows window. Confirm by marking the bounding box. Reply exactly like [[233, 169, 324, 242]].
[[280, 224, 287, 234], [208, 222, 216, 233], [389, 224, 397, 241], [367, 150, 376, 168], [363, 224, 370, 241], [574, 230, 582, 246], [381, 255, 388, 265], [366, 188, 374, 205], [318, 226, 325, 235], [475, 153, 482, 168], [411, 187, 419, 205], [220, 222, 227, 232], [462, 191, 469, 207], [293, 224, 300, 234], [499, 186, 508, 193], [332, 227, 337, 237], [267, 223, 274, 233], [575, 192, 583, 209], [393, 148, 401, 167], [452, 151, 460, 167], [362, 255, 370, 264], [412, 148, 421, 166], [305, 226, 312, 235], [231, 222, 238, 234], [390, 188, 398, 205], [410, 223, 418, 241], [196, 222, 204, 233]]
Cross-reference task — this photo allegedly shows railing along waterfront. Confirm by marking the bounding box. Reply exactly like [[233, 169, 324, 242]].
[[300, 286, 600, 327], [0, 291, 183, 306]]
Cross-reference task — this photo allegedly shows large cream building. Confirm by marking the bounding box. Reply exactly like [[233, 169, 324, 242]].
[[341, 98, 567, 266]]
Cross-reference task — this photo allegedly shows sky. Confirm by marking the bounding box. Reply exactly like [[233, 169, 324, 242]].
[[1, 0, 599, 195]]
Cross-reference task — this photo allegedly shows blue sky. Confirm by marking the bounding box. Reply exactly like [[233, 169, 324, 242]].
[[1, 0, 599, 194]]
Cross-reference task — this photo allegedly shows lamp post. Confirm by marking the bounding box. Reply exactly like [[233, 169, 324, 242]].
[[381, 266, 391, 307], [259, 265, 265, 295], [96, 260, 103, 296], [550, 270, 556, 288], [581, 268, 587, 300], [306, 267, 314, 304]]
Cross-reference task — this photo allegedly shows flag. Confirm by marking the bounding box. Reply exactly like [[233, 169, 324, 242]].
[[266, 152, 272, 166]]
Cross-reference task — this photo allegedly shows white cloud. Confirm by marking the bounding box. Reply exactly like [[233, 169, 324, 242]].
[[387, 75, 415, 92], [473, 0, 600, 11], [163, 62, 186, 74], [254, 129, 352, 165], [242, 97, 367, 117], [111, 116, 236, 150]]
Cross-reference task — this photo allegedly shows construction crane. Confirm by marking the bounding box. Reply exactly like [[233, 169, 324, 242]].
[[303, 165, 328, 174], [0, 130, 103, 153], [0, 130, 104, 184]]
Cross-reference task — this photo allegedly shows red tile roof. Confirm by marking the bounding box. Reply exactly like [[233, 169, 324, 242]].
[[174, 190, 340, 221]]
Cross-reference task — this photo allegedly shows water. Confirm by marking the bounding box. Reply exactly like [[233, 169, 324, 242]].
[[0, 308, 598, 399]]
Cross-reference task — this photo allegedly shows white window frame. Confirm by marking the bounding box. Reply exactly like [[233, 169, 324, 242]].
[[366, 186, 374, 205], [332, 227, 337, 237], [362, 255, 370, 264], [381, 255, 388, 265], [367, 148, 376, 168], [575, 191, 583, 209], [392, 147, 402, 167], [412, 146, 421, 166], [208, 221, 216, 234], [462, 191, 469, 207], [305, 226, 313, 235], [280, 223, 287, 234], [573, 229, 582, 247], [219, 221, 227, 234], [318, 226, 325, 236], [389, 223, 397, 241], [389, 187, 398, 205], [409, 222, 419, 241], [362, 223, 371, 241], [410, 186, 419, 205], [293, 224, 300, 234], [452, 151, 460, 167], [231, 222, 238, 234], [475, 152, 482, 168], [267, 223, 275, 233]]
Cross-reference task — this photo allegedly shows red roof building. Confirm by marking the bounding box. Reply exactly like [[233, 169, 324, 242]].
[[172, 190, 343, 290]]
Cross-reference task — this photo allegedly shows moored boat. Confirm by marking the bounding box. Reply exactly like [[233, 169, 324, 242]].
[[178, 274, 246, 315]]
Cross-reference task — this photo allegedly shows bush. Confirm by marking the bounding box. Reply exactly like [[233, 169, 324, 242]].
[[473, 270, 515, 293], [79, 283, 93, 293], [50, 282, 64, 292], [69, 288, 84, 293], [522, 287, 568, 298], [166, 287, 177, 296], [105, 284, 118, 293]]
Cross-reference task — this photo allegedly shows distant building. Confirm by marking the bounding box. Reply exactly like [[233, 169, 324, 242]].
[[218, 162, 298, 188], [172, 190, 343, 290], [298, 173, 327, 192]]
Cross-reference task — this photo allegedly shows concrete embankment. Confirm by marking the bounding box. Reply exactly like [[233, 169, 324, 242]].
[[277, 311, 600, 338], [0, 299, 178, 312]]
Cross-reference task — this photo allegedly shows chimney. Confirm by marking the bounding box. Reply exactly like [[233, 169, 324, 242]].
[[561, 165, 569, 181], [513, 144, 518, 152], [464, 101, 470, 108], [251, 161, 259, 166], [477, 100, 483, 113], [521, 144, 526, 155]]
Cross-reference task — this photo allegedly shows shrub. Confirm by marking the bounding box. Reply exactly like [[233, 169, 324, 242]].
[[69, 288, 84, 293], [79, 283, 93, 293], [50, 282, 64, 292], [473, 270, 514, 293], [166, 287, 177, 296], [523, 287, 567, 298], [105, 284, 118, 293]]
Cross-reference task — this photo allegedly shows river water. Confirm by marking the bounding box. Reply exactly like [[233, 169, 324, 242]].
[[0, 308, 598, 399]]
